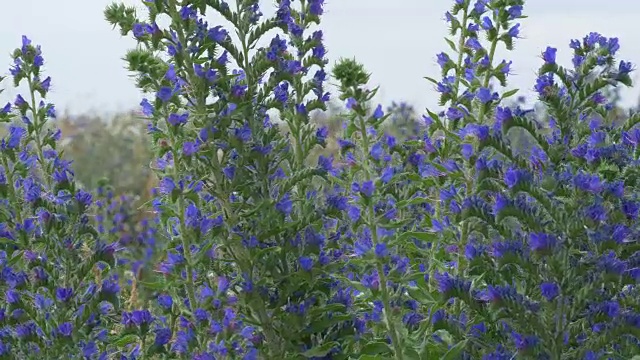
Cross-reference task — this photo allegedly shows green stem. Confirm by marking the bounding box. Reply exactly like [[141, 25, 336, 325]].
[[168, 135, 198, 312], [357, 115, 405, 360], [26, 77, 52, 191], [449, 7, 469, 131], [456, 36, 498, 299], [166, 0, 199, 324]]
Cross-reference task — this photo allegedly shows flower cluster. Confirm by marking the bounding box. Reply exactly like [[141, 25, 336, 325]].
[[0, 0, 638, 358]]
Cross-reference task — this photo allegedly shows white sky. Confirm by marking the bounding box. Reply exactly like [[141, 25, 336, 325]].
[[1, 0, 639, 116]]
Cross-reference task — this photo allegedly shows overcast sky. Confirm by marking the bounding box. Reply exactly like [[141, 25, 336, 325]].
[[1, 0, 639, 117]]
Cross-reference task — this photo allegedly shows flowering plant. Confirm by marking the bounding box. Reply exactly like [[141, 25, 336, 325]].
[[0, 0, 638, 359]]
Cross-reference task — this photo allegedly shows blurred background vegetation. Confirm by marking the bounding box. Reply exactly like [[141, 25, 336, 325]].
[[57, 111, 155, 199]]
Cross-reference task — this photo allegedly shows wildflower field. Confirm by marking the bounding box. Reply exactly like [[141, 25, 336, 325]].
[[1, 0, 640, 359]]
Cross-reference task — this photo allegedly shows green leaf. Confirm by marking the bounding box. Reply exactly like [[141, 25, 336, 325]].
[[442, 340, 467, 360], [308, 314, 352, 333], [500, 88, 519, 99], [396, 197, 430, 208], [444, 38, 456, 52], [112, 334, 139, 347], [308, 303, 347, 317], [395, 231, 437, 244], [139, 280, 168, 290], [403, 348, 422, 360], [407, 287, 435, 305], [302, 342, 339, 358], [423, 76, 439, 85], [361, 341, 392, 355]]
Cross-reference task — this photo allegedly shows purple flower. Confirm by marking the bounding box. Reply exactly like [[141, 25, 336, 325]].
[[508, 5, 523, 19], [57, 322, 73, 337], [434, 272, 471, 296], [157, 87, 173, 102], [600, 301, 620, 318], [158, 177, 176, 194], [446, 107, 464, 121], [540, 282, 559, 301], [6, 290, 20, 304], [461, 144, 473, 159], [619, 60, 633, 75], [299, 256, 313, 271], [360, 180, 375, 198], [183, 141, 199, 156], [504, 167, 530, 188], [481, 17, 493, 30], [374, 243, 388, 258], [276, 193, 293, 215], [316, 126, 328, 144], [436, 52, 449, 68], [507, 23, 521, 38], [208, 26, 228, 43], [75, 190, 93, 207], [154, 328, 172, 346], [542, 46, 557, 65], [157, 294, 173, 310], [56, 287, 74, 302], [534, 74, 555, 96], [234, 122, 252, 142], [529, 232, 557, 253], [511, 332, 538, 352], [372, 104, 384, 119], [168, 112, 189, 126], [476, 87, 494, 104]]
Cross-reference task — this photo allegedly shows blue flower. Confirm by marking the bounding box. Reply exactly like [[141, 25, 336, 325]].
[[167, 112, 189, 126], [154, 328, 172, 346], [504, 167, 530, 188], [347, 205, 361, 222], [508, 5, 523, 19], [507, 23, 521, 38], [157, 86, 173, 102], [529, 232, 557, 253], [316, 126, 328, 144], [55, 287, 74, 303], [276, 193, 293, 215], [446, 107, 464, 121], [600, 301, 620, 318], [461, 144, 473, 159], [57, 322, 73, 337], [511, 331, 538, 352], [374, 243, 388, 258], [534, 74, 554, 96], [481, 17, 493, 30], [299, 256, 313, 271], [158, 294, 173, 310], [542, 46, 557, 64], [234, 122, 252, 142], [540, 282, 559, 301], [360, 180, 375, 198], [183, 141, 199, 156], [434, 272, 471, 296], [208, 26, 228, 43], [618, 60, 633, 75], [436, 52, 450, 68], [476, 87, 494, 104], [372, 104, 384, 119]]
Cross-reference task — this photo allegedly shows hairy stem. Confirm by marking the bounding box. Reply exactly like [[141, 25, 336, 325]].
[[357, 114, 405, 360]]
